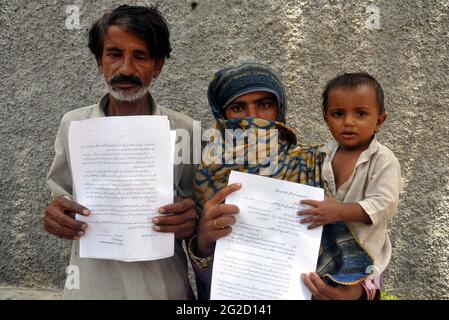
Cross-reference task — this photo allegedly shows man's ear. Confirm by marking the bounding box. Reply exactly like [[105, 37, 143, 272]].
[[96, 56, 103, 71], [153, 58, 165, 78]]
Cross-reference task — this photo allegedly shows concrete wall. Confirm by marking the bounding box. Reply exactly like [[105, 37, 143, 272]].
[[0, 0, 448, 299]]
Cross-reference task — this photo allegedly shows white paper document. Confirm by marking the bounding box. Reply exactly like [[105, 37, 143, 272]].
[[211, 170, 324, 300], [68, 116, 175, 262]]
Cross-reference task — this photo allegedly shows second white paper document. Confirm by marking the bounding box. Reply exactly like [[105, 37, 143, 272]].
[[211, 170, 324, 300]]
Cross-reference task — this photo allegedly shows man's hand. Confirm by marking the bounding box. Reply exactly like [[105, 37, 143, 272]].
[[196, 183, 241, 257], [44, 196, 90, 240], [152, 197, 197, 239], [302, 272, 364, 300], [297, 198, 342, 229]]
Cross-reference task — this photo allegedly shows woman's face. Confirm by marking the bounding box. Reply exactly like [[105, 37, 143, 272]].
[[224, 91, 278, 120]]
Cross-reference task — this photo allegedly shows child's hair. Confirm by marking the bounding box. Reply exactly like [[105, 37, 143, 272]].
[[321, 72, 385, 117]]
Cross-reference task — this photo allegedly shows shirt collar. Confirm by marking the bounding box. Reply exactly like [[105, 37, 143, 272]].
[[95, 92, 162, 117], [319, 136, 380, 164], [319, 138, 339, 155]]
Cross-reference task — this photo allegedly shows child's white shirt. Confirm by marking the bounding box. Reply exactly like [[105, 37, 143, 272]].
[[320, 137, 403, 274]]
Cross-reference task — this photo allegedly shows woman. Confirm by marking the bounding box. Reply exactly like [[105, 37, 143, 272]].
[[189, 62, 378, 300]]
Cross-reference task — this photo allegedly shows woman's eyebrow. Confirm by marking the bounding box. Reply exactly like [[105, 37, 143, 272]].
[[228, 101, 245, 106], [256, 97, 276, 103]]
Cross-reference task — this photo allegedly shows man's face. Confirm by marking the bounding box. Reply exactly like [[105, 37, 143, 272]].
[[98, 25, 164, 103]]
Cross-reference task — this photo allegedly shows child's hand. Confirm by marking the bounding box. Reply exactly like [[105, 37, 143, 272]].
[[297, 198, 342, 229]]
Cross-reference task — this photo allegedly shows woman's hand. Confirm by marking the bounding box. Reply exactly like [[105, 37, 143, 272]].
[[196, 183, 242, 257], [301, 272, 364, 300]]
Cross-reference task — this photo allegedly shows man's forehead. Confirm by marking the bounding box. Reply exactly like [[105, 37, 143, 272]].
[[103, 25, 149, 51]]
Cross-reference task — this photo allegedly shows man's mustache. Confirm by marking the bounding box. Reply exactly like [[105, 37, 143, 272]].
[[109, 74, 143, 87]]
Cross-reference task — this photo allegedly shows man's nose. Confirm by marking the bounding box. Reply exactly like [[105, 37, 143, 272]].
[[118, 55, 136, 76]]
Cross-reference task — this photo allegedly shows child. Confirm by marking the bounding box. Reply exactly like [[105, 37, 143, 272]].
[[298, 72, 402, 275]]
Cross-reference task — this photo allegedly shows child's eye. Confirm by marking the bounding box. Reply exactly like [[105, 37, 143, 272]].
[[357, 111, 368, 117], [331, 111, 343, 118]]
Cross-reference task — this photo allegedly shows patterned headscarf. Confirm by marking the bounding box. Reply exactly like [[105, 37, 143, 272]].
[[208, 62, 287, 123], [194, 63, 373, 294]]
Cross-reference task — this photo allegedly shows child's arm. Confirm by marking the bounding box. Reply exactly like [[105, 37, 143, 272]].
[[297, 150, 402, 229], [357, 151, 402, 227], [297, 198, 371, 229]]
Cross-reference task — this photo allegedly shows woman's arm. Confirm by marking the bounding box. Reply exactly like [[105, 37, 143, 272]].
[[196, 183, 241, 256], [188, 184, 241, 299]]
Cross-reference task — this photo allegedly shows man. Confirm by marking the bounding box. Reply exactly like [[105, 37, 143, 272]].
[[44, 5, 197, 299]]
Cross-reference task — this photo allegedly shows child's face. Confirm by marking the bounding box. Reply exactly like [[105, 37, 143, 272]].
[[325, 85, 386, 151]]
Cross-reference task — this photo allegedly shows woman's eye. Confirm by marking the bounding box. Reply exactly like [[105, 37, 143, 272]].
[[259, 100, 275, 109], [229, 105, 243, 112]]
